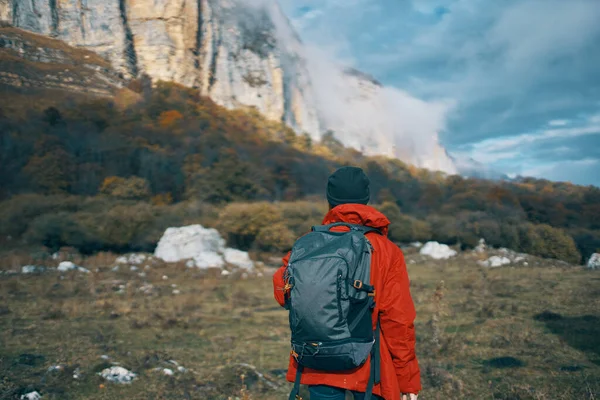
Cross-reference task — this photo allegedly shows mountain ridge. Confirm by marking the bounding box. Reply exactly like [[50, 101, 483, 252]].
[[0, 0, 457, 174]]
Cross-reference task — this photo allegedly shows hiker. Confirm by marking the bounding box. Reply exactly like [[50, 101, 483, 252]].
[[273, 166, 421, 400]]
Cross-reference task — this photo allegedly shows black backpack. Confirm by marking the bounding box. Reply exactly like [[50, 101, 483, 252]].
[[284, 222, 382, 400]]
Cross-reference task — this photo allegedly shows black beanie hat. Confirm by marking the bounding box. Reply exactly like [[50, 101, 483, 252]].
[[326, 166, 371, 207]]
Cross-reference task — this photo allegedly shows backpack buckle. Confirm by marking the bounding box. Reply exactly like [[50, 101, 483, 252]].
[[353, 280, 364, 290]]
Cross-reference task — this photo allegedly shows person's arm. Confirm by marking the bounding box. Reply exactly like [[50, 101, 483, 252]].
[[379, 248, 421, 394], [273, 251, 291, 307]]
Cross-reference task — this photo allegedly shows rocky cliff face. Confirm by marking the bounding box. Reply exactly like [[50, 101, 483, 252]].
[[0, 25, 124, 96], [0, 0, 456, 173], [0, 0, 320, 136]]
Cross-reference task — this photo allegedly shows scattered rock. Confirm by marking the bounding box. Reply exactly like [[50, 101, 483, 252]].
[[22, 265, 41, 274], [163, 368, 174, 376], [221, 270, 231, 276], [420, 242, 457, 260], [130, 266, 138, 271], [116, 254, 149, 265], [172, 289, 181, 295], [474, 238, 486, 253], [410, 242, 423, 248], [587, 253, 600, 270], [21, 392, 42, 400], [99, 366, 137, 384], [138, 284, 154, 295], [57, 261, 89, 273]]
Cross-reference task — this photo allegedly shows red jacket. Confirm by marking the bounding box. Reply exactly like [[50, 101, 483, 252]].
[[273, 204, 421, 399]]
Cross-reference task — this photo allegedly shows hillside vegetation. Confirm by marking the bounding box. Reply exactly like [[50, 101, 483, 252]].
[[0, 82, 599, 263]]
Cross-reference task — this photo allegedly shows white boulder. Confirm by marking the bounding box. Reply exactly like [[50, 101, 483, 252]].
[[419, 241, 457, 260], [154, 225, 225, 268], [154, 225, 254, 270], [21, 392, 41, 400], [410, 242, 423, 248], [99, 366, 137, 384], [57, 261, 89, 273], [588, 253, 600, 270]]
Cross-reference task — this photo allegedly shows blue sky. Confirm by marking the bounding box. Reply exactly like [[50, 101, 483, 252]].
[[279, 0, 600, 186]]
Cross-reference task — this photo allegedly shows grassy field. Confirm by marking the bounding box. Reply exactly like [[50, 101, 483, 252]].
[[0, 250, 599, 400]]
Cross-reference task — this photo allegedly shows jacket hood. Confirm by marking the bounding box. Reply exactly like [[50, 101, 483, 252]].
[[322, 204, 390, 236]]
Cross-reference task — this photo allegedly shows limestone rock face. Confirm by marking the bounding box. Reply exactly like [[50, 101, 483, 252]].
[[0, 0, 321, 135]]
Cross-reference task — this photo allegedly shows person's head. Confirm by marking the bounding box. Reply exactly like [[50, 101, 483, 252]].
[[326, 166, 371, 209]]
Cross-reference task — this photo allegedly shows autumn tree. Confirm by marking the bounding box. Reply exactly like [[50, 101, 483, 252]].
[[99, 176, 151, 200]]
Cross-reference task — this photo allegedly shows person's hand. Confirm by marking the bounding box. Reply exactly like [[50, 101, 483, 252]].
[[401, 394, 418, 400]]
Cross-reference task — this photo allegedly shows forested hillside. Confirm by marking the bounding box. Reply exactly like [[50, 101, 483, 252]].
[[1, 82, 598, 263]]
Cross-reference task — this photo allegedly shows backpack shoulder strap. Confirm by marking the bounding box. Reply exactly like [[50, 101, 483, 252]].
[[312, 222, 382, 236]]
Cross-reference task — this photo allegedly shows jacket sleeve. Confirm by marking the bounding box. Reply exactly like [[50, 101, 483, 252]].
[[379, 248, 421, 394], [273, 251, 291, 307]]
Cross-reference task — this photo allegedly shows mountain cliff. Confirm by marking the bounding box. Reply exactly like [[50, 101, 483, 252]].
[[0, 0, 456, 173]]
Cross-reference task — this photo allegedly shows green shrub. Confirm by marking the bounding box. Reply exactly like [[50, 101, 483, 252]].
[[0, 194, 81, 237], [24, 212, 100, 254], [276, 201, 328, 237], [520, 224, 581, 264], [378, 202, 432, 243], [255, 222, 295, 252], [218, 202, 285, 250]]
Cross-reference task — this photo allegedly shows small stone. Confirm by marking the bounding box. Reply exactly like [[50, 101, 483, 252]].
[[99, 366, 137, 384], [587, 253, 600, 269], [20, 391, 42, 400]]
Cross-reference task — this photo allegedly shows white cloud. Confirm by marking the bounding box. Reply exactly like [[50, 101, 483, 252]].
[[472, 124, 600, 153], [276, 0, 600, 183], [549, 120, 569, 127], [304, 46, 457, 172]]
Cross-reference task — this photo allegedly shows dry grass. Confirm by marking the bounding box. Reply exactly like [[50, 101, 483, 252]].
[[0, 251, 598, 399]]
